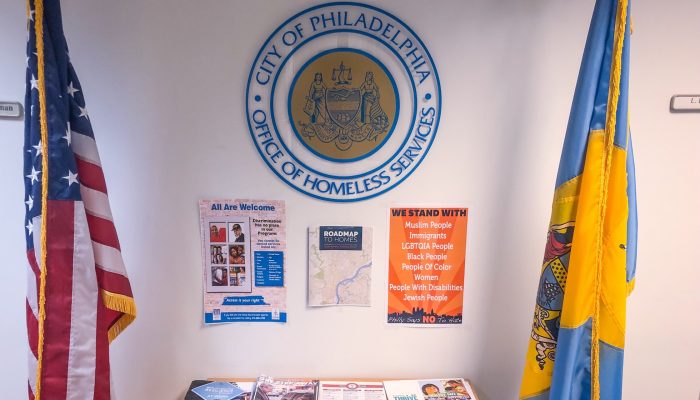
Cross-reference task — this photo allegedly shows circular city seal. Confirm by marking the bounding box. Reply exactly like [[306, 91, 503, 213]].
[[246, 2, 441, 202]]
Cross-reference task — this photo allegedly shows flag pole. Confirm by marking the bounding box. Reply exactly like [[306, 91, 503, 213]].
[[30, 0, 51, 397]]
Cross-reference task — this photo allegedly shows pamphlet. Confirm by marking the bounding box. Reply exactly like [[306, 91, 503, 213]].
[[185, 380, 254, 400], [200, 199, 287, 324], [383, 379, 475, 400], [318, 381, 386, 400], [253, 376, 318, 400], [308, 226, 373, 306]]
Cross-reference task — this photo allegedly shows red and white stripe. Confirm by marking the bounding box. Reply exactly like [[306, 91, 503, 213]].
[[27, 129, 133, 400], [72, 130, 132, 290], [27, 219, 41, 399], [66, 201, 98, 400]]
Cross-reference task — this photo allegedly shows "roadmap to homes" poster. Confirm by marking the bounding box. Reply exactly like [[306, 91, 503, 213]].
[[199, 199, 286, 324], [387, 207, 468, 325], [308, 226, 373, 306]]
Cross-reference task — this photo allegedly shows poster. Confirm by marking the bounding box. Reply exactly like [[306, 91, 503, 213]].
[[387, 207, 468, 325], [308, 226, 373, 306], [318, 381, 386, 400], [200, 199, 286, 324]]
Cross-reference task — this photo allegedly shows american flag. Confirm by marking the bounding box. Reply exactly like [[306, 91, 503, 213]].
[[24, 0, 136, 399]]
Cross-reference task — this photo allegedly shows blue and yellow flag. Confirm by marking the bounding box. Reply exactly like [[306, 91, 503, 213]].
[[520, 0, 636, 399]]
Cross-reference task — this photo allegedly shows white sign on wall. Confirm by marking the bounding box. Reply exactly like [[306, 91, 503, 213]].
[[670, 95, 700, 112], [0, 102, 22, 119]]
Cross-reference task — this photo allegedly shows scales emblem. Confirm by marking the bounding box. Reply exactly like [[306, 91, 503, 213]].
[[325, 62, 360, 128], [295, 54, 394, 157]]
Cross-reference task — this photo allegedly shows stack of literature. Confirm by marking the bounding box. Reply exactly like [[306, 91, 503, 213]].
[[185, 376, 477, 400]]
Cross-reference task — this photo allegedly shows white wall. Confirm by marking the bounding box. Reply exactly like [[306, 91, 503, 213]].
[[0, 1, 698, 399]]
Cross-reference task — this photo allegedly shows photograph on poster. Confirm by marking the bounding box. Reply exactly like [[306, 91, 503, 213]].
[[229, 244, 246, 265], [211, 266, 228, 287], [211, 244, 227, 265], [229, 222, 247, 243], [210, 222, 227, 243], [230, 266, 247, 287]]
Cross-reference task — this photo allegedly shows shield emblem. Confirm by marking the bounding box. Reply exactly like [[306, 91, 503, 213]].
[[325, 88, 360, 127]]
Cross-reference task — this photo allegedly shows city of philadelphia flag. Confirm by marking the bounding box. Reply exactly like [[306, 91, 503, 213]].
[[24, 0, 136, 399], [520, 0, 636, 399]]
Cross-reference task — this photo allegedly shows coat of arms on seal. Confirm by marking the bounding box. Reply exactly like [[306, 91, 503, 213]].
[[289, 48, 398, 162]]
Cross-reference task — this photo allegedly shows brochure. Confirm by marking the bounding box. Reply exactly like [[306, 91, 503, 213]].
[[253, 376, 318, 400], [318, 381, 386, 400], [185, 380, 254, 400], [383, 378, 476, 400]]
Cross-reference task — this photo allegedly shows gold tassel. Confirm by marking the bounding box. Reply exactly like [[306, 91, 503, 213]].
[[101, 290, 137, 343]]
